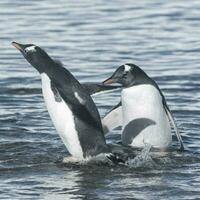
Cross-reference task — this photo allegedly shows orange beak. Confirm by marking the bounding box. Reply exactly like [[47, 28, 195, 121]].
[[103, 77, 115, 85], [12, 42, 23, 51]]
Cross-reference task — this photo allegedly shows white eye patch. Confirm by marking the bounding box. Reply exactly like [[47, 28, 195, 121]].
[[25, 45, 36, 52], [124, 64, 131, 72]]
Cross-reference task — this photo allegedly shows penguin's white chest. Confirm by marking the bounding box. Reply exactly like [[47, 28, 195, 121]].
[[121, 84, 172, 148], [41, 73, 83, 159]]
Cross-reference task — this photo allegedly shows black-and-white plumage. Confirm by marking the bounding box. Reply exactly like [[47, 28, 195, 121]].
[[12, 41, 124, 162], [103, 63, 184, 150]]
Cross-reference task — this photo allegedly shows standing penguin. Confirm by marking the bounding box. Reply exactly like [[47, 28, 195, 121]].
[[12, 41, 121, 162], [103, 63, 184, 150]]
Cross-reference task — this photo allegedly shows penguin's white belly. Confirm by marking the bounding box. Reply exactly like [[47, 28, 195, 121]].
[[121, 85, 172, 148], [41, 73, 83, 159]]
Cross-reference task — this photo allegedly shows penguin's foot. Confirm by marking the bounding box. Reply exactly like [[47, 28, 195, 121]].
[[106, 153, 126, 165]]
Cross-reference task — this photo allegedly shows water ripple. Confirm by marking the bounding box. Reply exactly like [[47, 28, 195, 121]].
[[0, 0, 200, 199]]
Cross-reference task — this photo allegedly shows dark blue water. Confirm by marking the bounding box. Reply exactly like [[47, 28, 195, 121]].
[[1, 0, 200, 199]]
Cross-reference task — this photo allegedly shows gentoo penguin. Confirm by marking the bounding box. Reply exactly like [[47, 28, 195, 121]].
[[103, 63, 184, 150], [12, 41, 123, 162]]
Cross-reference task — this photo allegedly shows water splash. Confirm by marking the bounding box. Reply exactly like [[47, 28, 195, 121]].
[[62, 154, 114, 166], [125, 144, 156, 168], [62, 144, 156, 168]]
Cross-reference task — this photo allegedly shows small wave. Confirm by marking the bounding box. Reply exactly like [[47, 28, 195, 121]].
[[0, 87, 41, 95], [61, 144, 155, 168]]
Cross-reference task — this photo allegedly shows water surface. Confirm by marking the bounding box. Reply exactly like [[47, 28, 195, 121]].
[[0, 0, 200, 199]]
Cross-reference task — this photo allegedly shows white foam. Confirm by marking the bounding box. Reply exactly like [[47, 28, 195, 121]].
[[63, 153, 112, 165], [125, 143, 155, 168]]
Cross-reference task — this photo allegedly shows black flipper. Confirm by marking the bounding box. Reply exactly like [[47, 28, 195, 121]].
[[149, 78, 184, 151], [122, 118, 156, 145], [163, 103, 184, 151], [50, 81, 62, 102], [82, 83, 121, 95]]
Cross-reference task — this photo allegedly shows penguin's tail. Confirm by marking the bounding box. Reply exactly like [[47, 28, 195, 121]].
[[106, 153, 125, 165]]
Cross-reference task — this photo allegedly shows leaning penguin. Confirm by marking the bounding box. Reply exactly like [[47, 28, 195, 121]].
[[102, 63, 184, 151], [12, 41, 123, 163]]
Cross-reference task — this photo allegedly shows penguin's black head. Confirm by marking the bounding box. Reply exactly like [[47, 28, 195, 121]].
[[103, 63, 152, 87], [12, 41, 52, 73]]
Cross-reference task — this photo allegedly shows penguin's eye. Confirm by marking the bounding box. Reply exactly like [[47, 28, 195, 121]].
[[34, 46, 39, 51], [24, 49, 28, 54]]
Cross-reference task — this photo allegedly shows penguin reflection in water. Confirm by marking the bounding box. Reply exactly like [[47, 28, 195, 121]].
[[103, 63, 184, 150], [12, 42, 123, 164]]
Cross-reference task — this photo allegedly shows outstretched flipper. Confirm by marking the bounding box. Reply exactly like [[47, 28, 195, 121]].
[[164, 104, 184, 151], [82, 83, 121, 95], [54, 61, 121, 96], [102, 102, 122, 135]]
